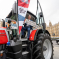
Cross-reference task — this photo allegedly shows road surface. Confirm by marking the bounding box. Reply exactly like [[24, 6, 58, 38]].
[[53, 40, 59, 59]]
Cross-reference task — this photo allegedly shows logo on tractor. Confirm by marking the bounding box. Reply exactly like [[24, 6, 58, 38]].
[[21, 0, 29, 4], [0, 33, 5, 34], [19, 8, 26, 14]]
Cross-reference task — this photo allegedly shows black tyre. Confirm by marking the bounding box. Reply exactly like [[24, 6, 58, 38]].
[[33, 33, 53, 59]]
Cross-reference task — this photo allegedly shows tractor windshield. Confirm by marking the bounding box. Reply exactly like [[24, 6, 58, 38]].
[[28, 0, 45, 25]]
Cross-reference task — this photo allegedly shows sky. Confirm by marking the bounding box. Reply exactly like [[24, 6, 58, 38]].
[[0, 0, 59, 25]]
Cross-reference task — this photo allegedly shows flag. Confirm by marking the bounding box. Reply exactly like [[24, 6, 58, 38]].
[[18, 0, 30, 34]]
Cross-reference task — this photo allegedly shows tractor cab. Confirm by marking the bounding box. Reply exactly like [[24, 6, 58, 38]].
[[5, 0, 45, 41]]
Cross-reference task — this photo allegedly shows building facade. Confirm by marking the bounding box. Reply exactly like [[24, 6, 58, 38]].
[[0, 20, 3, 27], [46, 21, 59, 37]]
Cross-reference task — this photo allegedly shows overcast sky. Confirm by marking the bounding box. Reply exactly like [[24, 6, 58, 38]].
[[0, 0, 59, 25]]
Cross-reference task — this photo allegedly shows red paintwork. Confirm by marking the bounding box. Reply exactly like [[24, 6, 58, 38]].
[[0, 30, 8, 44], [29, 30, 37, 41], [0, 27, 6, 28], [18, 0, 30, 8]]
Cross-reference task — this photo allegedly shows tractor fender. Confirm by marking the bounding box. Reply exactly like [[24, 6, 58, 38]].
[[45, 30, 50, 36], [29, 29, 43, 41], [0, 27, 9, 44], [29, 29, 50, 41], [34, 29, 50, 41], [29, 30, 37, 41]]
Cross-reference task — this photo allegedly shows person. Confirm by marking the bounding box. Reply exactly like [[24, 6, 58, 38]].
[[21, 15, 32, 39]]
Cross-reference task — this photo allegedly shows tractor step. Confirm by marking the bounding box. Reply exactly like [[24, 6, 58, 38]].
[[21, 38, 28, 44], [22, 51, 30, 59], [20, 38, 28, 41], [22, 51, 29, 55], [22, 44, 27, 47], [22, 44, 28, 51]]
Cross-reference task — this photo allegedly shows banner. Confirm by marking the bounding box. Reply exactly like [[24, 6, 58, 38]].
[[18, 0, 30, 34]]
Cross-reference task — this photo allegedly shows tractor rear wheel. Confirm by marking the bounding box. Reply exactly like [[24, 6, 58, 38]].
[[33, 33, 53, 59]]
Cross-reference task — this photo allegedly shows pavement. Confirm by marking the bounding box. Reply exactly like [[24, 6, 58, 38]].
[[53, 40, 59, 59]]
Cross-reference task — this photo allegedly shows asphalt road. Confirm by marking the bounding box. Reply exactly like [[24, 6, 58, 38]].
[[53, 40, 59, 59]]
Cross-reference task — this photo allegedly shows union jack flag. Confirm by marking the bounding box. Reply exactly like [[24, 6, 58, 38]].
[[18, 0, 30, 34]]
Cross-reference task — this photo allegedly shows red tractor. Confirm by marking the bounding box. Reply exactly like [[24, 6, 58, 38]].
[[0, 0, 53, 59]]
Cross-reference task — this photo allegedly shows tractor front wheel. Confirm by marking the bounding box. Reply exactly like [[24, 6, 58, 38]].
[[33, 33, 53, 59]]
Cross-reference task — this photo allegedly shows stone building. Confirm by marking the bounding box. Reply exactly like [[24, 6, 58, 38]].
[[46, 21, 59, 38], [0, 19, 3, 27]]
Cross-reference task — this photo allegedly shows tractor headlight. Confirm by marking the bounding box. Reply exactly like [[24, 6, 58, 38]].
[[0, 51, 3, 57]]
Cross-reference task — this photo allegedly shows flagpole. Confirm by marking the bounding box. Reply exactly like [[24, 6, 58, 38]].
[[17, 0, 30, 40], [17, 0, 20, 39]]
